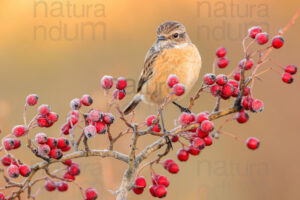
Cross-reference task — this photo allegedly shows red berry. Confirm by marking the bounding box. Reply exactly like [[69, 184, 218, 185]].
[[179, 112, 194, 126], [61, 145, 71, 152], [192, 137, 205, 150], [196, 112, 209, 124], [154, 185, 167, 198], [101, 75, 113, 90], [167, 74, 179, 88], [85, 188, 98, 200], [177, 148, 189, 161], [200, 120, 214, 133], [239, 58, 254, 70], [210, 84, 222, 97], [255, 32, 269, 45], [7, 164, 19, 178], [243, 87, 250, 96], [284, 65, 297, 75], [89, 110, 102, 122], [64, 172, 75, 181], [0, 192, 5, 200], [26, 94, 38, 106], [57, 138, 70, 149], [103, 113, 114, 125], [216, 47, 226, 58], [19, 164, 31, 177], [203, 73, 216, 85], [167, 163, 179, 174], [272, 35, 284, 49], [163, 159, 174, 169], [57, 181, 68, 192], [188, 145, 200, 155], [47, 137, 57, 149], [228, 80, 238, 88], [133, 187, 144, 195], [234, 71, 241, 81], [113, 89, 126, 100], [68, 163, 80, 176], [63, 159, 72, 166], [171, 135, 178, 142], [232, 88, 240, 97], [47, 112, 59, 123], [49, 148, 63, 160], [116, 77, 127, 90], [45, 180, 57, 191], [38, 104, 51, 116], [216, 74, 228, 86], [203, 136, 213, 146], [241, 97, 250, 110], [81, 94, 93, 106], [135, 176, 147, 189], [61, 123, 70, 135], [146, 115, 157, 126], [38, 144, 51, 156], [95, 121, 106, 134], [70, 98, 81, 110], [250, 99, 264, 113], [12, 125, 27, 137], [152, 124, 161, 132], [172, 83, 185, 96], [1, 155, 12, 166], [221, 83, 234, 98], [246, 137, 260, 150], [149, 185, 157, 197], [84, 125, 97, 138], [154, 175, 169, 187], [217, 57, 229, 68], [236, 110, 249, 123], [282, 72, 294, 84], [196, 127, 209, 138], [36, 115, 51, 128], [3, 139, 20, 150], [248, 26, 262, 38]]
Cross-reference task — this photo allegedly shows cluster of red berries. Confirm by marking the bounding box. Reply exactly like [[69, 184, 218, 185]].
[[216, 47, 229, 68], [101, 75, 127, 100], [35, 133, 70, 159], [1, 155, 31, 178], [85, 110, 115, 137], [62, 159, 81, 181], [36, 104, 59, 128], [167, 74, 185, 96], [45, 179, 68, 192], [3, 138, 21, 151], [145, 115, 161, 133]]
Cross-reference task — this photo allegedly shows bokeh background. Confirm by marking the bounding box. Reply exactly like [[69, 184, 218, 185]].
[[0, 0, 299, 199]]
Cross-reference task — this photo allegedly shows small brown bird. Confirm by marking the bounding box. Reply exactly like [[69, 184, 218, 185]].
[[124, 21, 202, 115]]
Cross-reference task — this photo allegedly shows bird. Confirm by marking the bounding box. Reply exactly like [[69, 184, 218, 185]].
[[123, 21, 202, 116]]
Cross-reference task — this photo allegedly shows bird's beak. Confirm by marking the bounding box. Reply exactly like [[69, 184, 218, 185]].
[[158, 36, 166, 41]]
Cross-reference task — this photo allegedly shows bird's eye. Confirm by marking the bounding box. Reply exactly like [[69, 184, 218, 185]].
[[173, 33, 179, 38]]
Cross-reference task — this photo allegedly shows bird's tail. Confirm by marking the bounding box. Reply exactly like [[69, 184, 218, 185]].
[[123, 94, 142, 115]]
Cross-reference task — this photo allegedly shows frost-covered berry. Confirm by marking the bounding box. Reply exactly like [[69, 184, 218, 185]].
[[57, 181, 68, 192], [217, 57, 229, 68], [177, 148, 189, 161], [221, 83, 234, 98], [154, 185, 167, 198], [196, 112, 209, 124], [38, 104, 51, 116], [168, 162, 179, 174], [49, 148, 63, 160], [70, 98, 81, 110], [200, 120, 214, 133], [179, 112, 194, 126], [26, 94, 38, 106], [0, 192, 5, 200], [64, 172, 75, 181], [248, 26, 262, 38], [7, 164, 19, 178], [236, 110, 249, 123], [172, 83, 185, 96], [152, 124, 161, 132], [47, 137, 57, 149], [3, 139, 20, 151], [47, 112, 59, 123], [63, 159, 73, 166], [216, 47, 226, 58], [36, 115, 51, 128], [196, 127, 209, 138], [68, 163, 80, 176], [85, 188, 98, 200], [167, 74, 179, 88], [38, 144, 51, 156], [116, 77, 127, 90], [210, 84, 222, 97], [255, 32, 269, 45], [113, 89, 126, 100], [246, 137, 260, 150], [250, 99, 264, 113], [103, 113, 114, 125], [89, 110, 103, 122], [203, 135, 213, 146], [282, 72, 293, 84], [272, 35, 284, 49], [101, 75, 113, 90], [95, 121, 106, 134], [12, 125, 27, 137], [188, 145, 200, 155], [61, 123, 70, 135], [57, 138, 69, 149], [153, 175, 169, 187], [216, 74, 228, 86], [146, 115, 157, 126], [284, 65, 297, 75], [135, 176, 146, 189], [45, 180, 56, 191], [192, 137, 205, 150], [133, 187, 144, 195], [239, 58, 254, 70], [1, 155, 12, 166], [84, 125, 97, 138], [203, 73, 216, 85], [81, 94, 93, 106], [35, 133, 48, 144], [19, 164, 31, 177]]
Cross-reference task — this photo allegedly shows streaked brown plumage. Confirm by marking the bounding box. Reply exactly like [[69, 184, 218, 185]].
[[124, 21, 202, 115]]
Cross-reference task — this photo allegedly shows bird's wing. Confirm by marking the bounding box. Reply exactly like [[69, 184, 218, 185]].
[[137, 46, 160, 93]]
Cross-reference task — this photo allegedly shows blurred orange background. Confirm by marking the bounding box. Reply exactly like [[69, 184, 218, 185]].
[[0, 0, 299, 199]]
